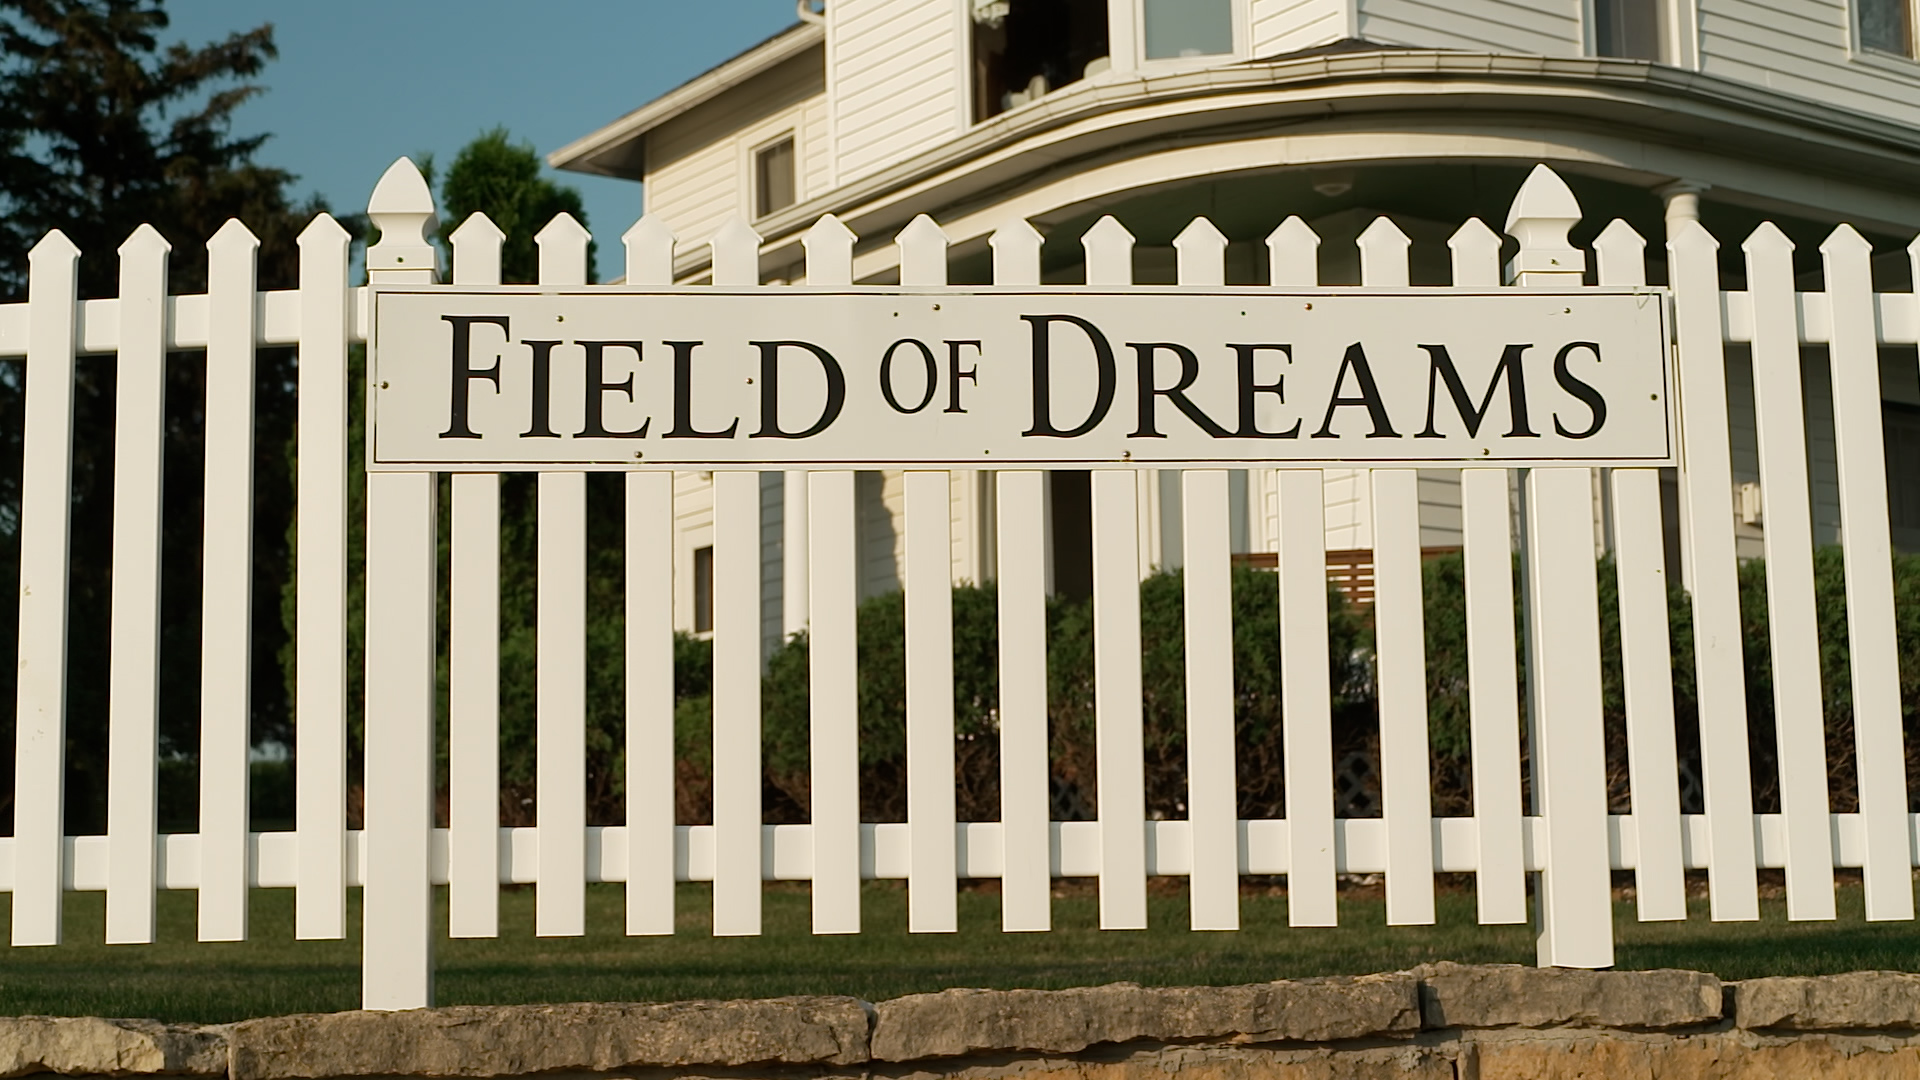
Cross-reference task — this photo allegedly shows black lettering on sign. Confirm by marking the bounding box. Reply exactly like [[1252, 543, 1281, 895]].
[[1022, 314, 1115, 438], [579, 340, 649, 439], [946, 340, 981, 414], [880, 339, 939, 415], [664, 340, 739, 439], [1230, 344, 1300, 439], [1312, 343, 1400, 439], [1130, 343, 1230, 439], [520, 339, 561, 439], [1552, 341, 1607, 439], [439, 314, 510, 440], [752, 341, 846, 439], [1416, 344, 1539, 439]]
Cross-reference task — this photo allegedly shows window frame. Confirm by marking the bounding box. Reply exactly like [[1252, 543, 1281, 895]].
[[749, 131, 799, 221], [1111, 0, 1251, 74], [1852, 0, 1920, 63]]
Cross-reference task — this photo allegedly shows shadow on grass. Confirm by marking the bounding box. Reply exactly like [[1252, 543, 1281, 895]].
[[0, 880, 1911, 1021]]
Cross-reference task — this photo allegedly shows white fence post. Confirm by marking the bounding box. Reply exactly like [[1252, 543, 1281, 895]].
[[362, 157, 441, 1009], [1504, 165, 1613, 967]]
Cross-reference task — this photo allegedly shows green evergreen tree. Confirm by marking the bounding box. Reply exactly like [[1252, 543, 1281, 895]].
[[0, 0, 329, 833]]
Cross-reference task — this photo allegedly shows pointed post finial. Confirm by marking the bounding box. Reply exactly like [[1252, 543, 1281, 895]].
[[367, 157, 439, 284], [1503, 164, 1585, 286]]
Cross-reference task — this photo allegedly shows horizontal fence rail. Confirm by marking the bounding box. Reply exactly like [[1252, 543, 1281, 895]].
[[4, 160, 1917, 1011]]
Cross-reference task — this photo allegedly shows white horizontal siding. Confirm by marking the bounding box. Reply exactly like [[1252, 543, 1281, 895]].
[[1699, 0, 1920, 127], [832, 0, 960, 183], [1355, 0, 1582, 55], [1251, 0, 1348, 56], [645, 48, 827, 245]]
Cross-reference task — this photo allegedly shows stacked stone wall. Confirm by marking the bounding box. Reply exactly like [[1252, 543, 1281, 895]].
[[12, 965, 1920, 1079]]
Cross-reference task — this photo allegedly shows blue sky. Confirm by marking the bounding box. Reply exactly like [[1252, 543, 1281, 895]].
[[166, 2, 804, 279]]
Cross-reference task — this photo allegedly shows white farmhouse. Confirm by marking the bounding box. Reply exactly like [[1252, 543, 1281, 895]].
[[550, 0, 1920, 651]]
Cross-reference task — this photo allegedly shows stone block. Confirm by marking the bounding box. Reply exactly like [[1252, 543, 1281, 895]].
[[1416, 962, 1721, 1030], [868, 975, 1420, 1061], [1735, 972, 1920, 1031], [225, 997, 871, 1079], [0, 1017, 226, 1077]]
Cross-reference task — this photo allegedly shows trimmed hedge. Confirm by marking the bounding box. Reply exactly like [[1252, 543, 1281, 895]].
[[663, 546, 1920, 825]]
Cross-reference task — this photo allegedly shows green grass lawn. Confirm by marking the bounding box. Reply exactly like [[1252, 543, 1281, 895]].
[[0, 881, 1914, 1023]]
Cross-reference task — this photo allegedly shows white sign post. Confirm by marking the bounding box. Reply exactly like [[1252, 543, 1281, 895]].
[[369, 287, 1673, 470]]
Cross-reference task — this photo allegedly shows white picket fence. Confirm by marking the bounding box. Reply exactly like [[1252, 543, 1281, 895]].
[[4, 159, 1915, 1011]]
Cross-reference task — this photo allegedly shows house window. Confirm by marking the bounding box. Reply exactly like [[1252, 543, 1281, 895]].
[[1595, 0, 1661, 60], [1142, 0, 1234, 59], [693, 545, 715, 632], [754, 137, 796, 219], [1861, 0, 1916, 56], [971, 0, 1110, 121]]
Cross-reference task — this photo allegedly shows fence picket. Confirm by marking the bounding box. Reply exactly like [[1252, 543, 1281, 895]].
[[1454, 218, 1526, 923], [447, 212, 505, 941], [1668, 221, 1761, 920], [1172, 217, 1236, 930], [623, 215, 676, 936], [104, 226, 169, 945], [1092, 469, 1149, 929], [1825, 226, 1914, 921], [807, 470, 859, 933], [1266, 216, 1335, 928], [897, 215, 959, 933], [533, 214, 592, 937], [803, 215, 860, 935], [710, 216, 763, 936], [13, 231, 79, 948], [200, 219, 261, 944], [903, 471, 958, 932], [1461, 469, 1526, 924], [990, 219, 1050, 934], [1372, 469, 1437, 925], [1742, 224, 1836, 919], [1356, 216, 1434, 925], [293, 214, 352, 941], [1593, 218, 1685, 922], [996, 470, 1051, 932], [1182, 469, 1237, 930], [1082, 216, 1147, 929]]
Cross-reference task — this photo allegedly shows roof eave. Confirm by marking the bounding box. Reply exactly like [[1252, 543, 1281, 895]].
[[548, 20, 826, 179]]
